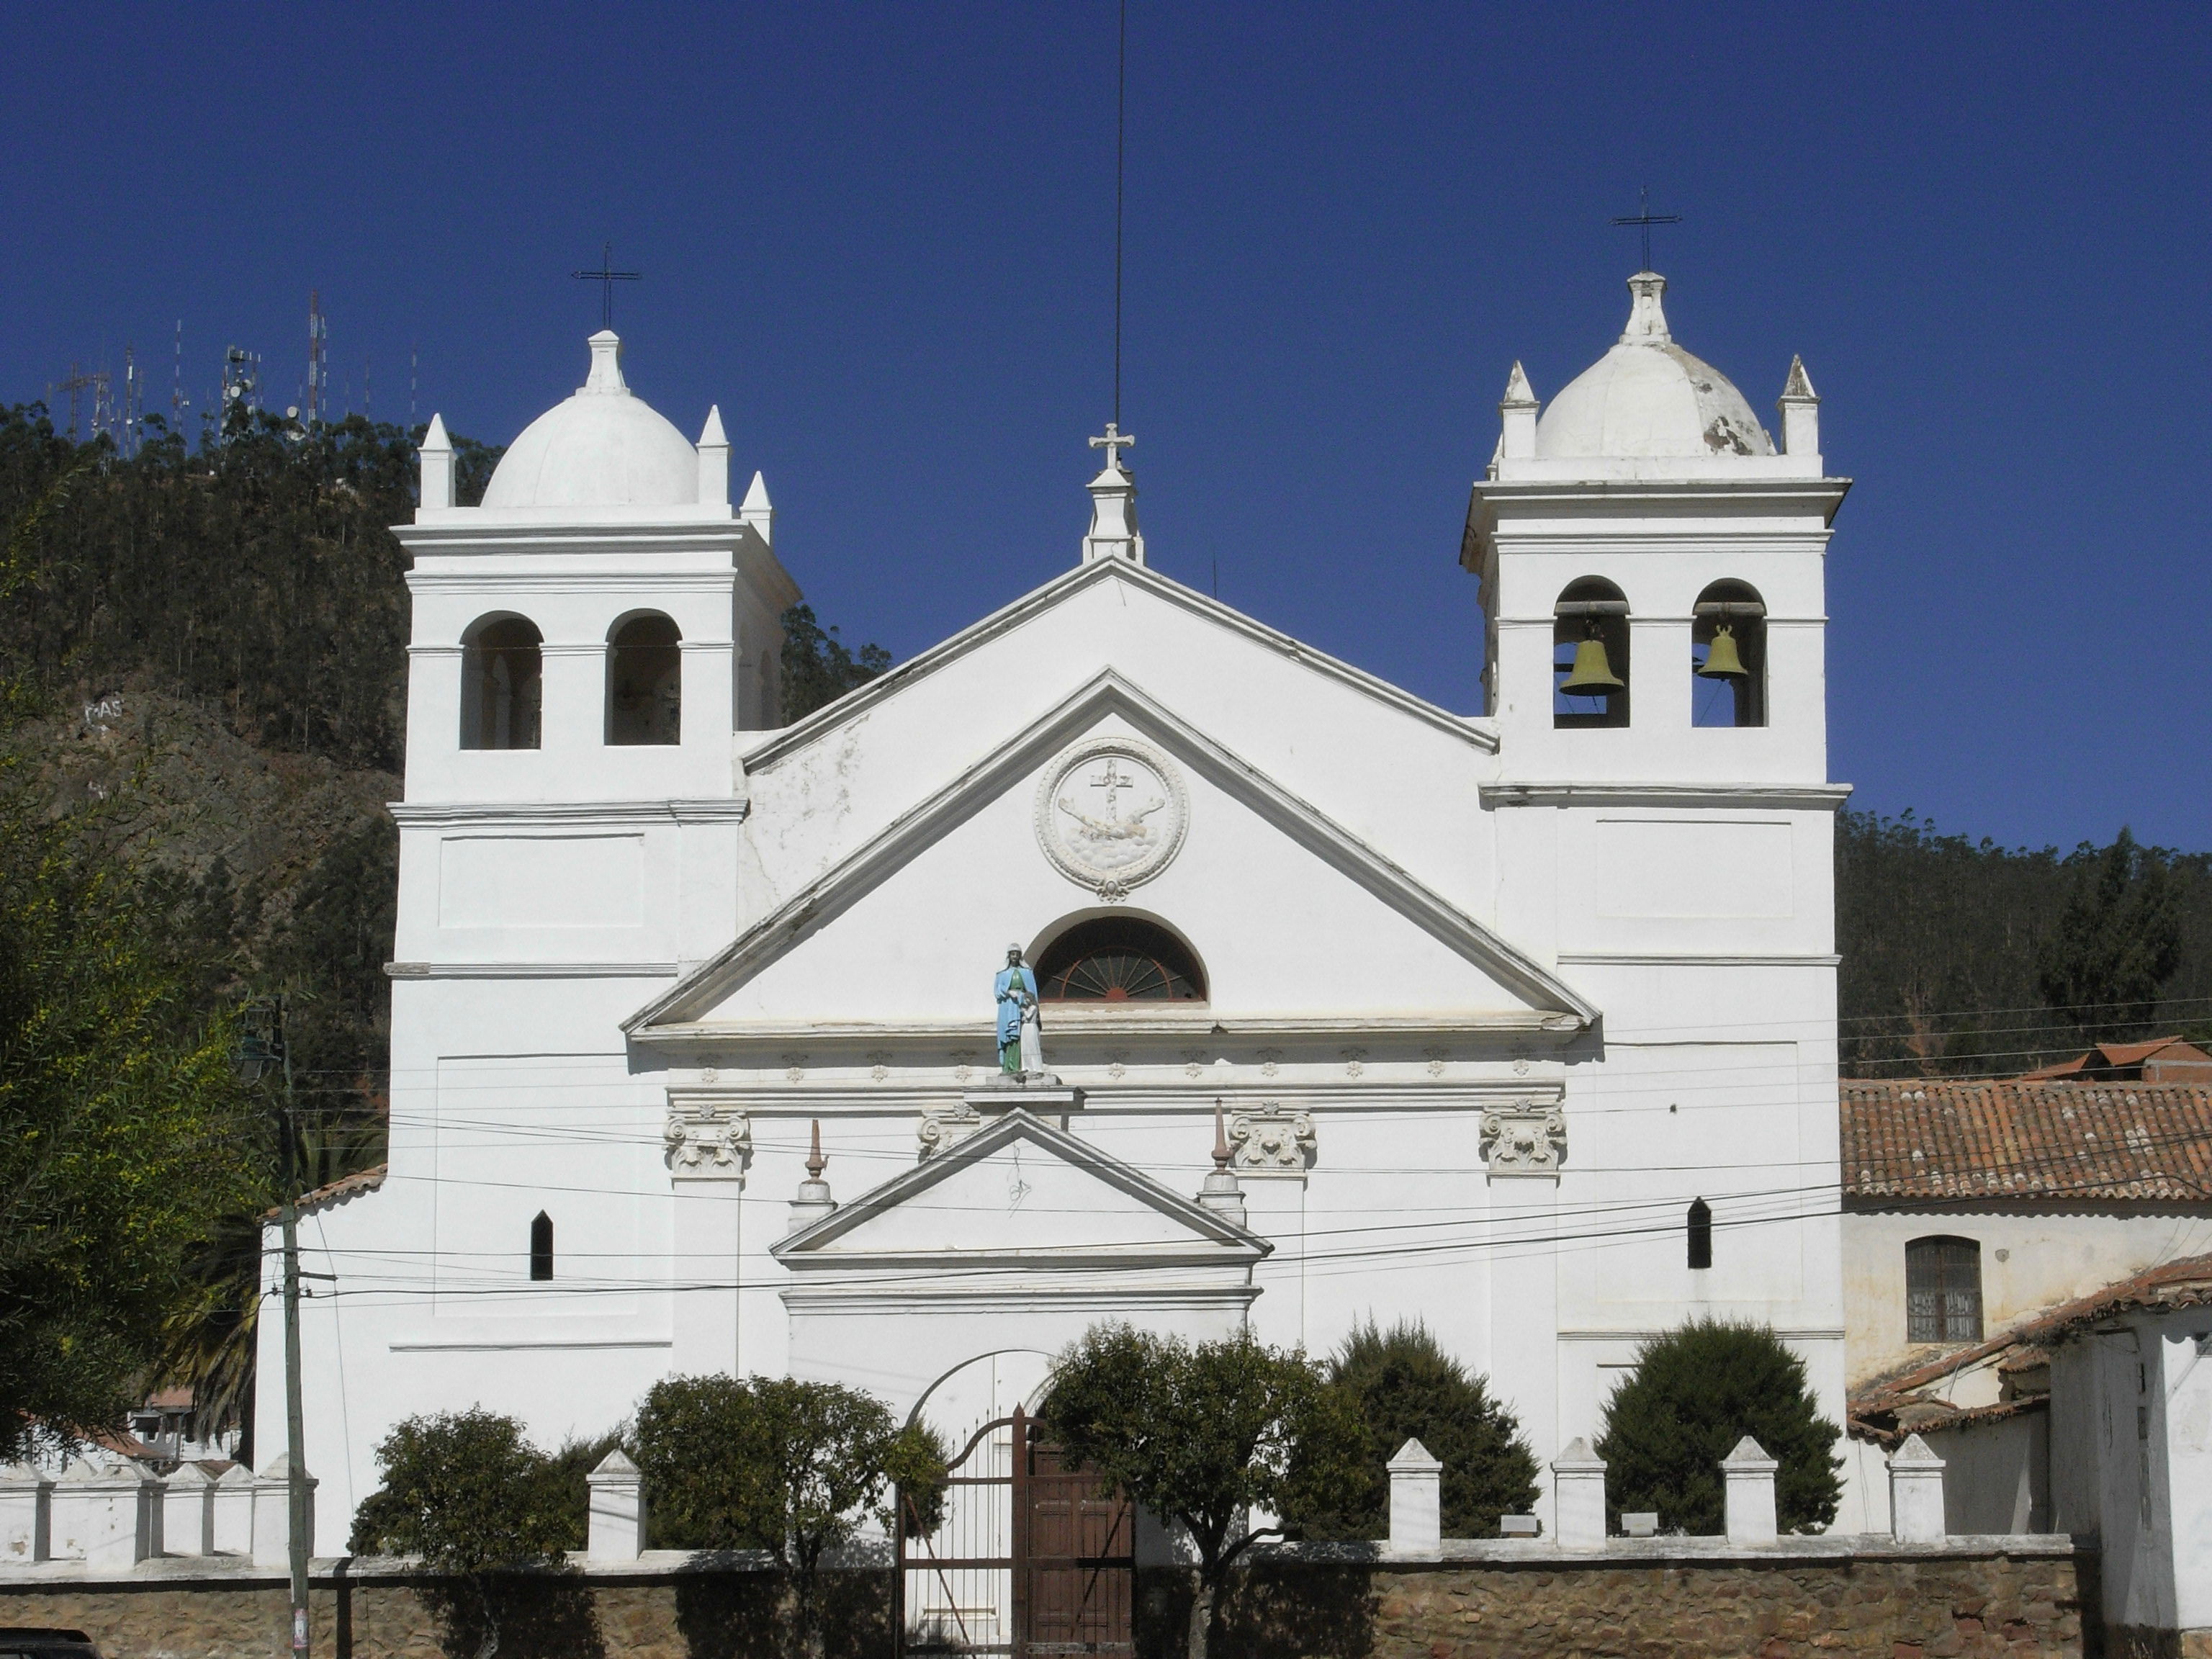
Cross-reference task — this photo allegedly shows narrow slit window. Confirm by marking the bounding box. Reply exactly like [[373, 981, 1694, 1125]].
[[529, 1211, 554, 1281], [1686, 1198, 1713, 1270]]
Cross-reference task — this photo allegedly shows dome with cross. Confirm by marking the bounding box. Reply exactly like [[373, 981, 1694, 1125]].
[[1533, 273, 1775, 462], [481, 331, 706, 511]]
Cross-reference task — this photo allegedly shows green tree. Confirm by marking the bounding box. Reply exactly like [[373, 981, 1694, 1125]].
[[1594, 1318, 1841, 1536], [778, 602, 891, 723], [0, 773, 266, 1460], [1040, 1323, 1365, 1659], [348, 1410, 583, 1659], [633, 1373, 947, 1659], [1284, 1318, 1539, 1541], [2038, 825, 2184, 1046]]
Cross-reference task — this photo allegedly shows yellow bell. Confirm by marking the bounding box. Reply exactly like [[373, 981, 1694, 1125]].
[[1560, 631, 1623, 696], [1698, 624, 1748, 680]]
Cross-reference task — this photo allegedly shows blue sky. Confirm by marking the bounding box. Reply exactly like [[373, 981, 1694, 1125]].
[[5, 4, 2207, 852]]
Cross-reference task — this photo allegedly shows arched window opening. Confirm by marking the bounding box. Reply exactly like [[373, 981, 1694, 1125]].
[[460, 615, 544, 750], [1692, 580, 1767, 728], [1036, 916, 1206, 1002], [1554, 577, 1629, 729], [1905, 1236, 1982, 1342], [529, 1211, 554, 1282], [607, 612, 682, 745], [1686, 1198, 1713, 1270]]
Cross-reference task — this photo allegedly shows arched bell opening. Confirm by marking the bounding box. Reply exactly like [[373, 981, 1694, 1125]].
[[1032, 913, 1207, 1002], [606, 611, 683, 745], [1553, 577, 1630, 729], [460, 613, 544, 750], [1691, 580, 1766, 728]]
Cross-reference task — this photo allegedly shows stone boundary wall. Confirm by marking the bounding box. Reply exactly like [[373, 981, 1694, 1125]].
[[0, 1538, 2090, 1659]]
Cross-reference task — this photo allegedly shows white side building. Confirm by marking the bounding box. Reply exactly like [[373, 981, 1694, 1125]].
[[265, 272, 1861, 1545]]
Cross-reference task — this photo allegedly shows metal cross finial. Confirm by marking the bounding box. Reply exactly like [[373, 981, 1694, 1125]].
[[570, 241, 641, 329], [1609, 186, 1683, 274], [1089, 421, 1136, 473]]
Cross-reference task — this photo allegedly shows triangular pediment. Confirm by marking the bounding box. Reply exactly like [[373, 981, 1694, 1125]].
[[627, 672, 1596, 1040], [773, 1108, 1267, 1267]]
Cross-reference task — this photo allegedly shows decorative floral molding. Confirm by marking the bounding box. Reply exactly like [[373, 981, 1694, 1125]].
[[1480, 1102, 1567, 1177], [1228, 1104, 1317, 1175], [664, 1103, 752, 1179]]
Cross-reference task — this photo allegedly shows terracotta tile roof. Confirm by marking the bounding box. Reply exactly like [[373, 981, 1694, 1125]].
[[2020, 1036, 2212, 1081], [264, 1163, 387, 1222], [1841, 1079, 2212, 1203]]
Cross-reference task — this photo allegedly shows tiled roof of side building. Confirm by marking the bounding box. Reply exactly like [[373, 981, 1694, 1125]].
[[1840, 1079, 2212, 1204]]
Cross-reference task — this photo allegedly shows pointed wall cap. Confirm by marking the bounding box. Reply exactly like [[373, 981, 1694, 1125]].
[[1501, 361, 1538, 408], [742, 470, 772, 513], [1551, 1437, 1606, 1471], [1888, 1432, 1946, 1470], [0, 1463, 53, 1486], [1621, 272, 1672, 344], [1779, 354, 1818, 402], [1387, 1438, 1443, 1473], [57, 1460, 109, 1485], [587, 1447, 640, 1480], [698, 404, 727, 447], [1722, 1435, 1777, 1470], [215, 1463, 256, 1487], [420, 412, 451, 451], [169, 1461, 220, 1488], [256, 1452, 310, 1481], [583, 331, 627, 395]]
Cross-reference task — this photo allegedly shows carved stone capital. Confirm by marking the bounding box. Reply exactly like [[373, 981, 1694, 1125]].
[[917, 1101, 984, 1160], [665, 1103, 752, 1179], [1228, 1104, 1316, 1175], [1480, 1102, 1566, 1177]]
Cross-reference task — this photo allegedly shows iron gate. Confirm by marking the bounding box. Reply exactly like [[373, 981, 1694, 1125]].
[[898, 1406, 1134, 1658]]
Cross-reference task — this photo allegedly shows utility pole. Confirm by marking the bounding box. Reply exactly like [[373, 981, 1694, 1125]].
[[245, 999, 311, 1659]]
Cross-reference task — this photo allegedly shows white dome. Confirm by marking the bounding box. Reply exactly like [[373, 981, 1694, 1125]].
[[1535, 274, 1774, 462], [480, 332, 702, 509]]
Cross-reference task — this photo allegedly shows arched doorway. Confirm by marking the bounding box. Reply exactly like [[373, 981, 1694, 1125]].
[[899, 1354, 1134, 1657]]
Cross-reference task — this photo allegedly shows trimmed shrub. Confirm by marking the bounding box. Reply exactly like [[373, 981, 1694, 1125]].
[[1285, 1319, 1539, 1540], [1595, 1318, 1842, 1534]]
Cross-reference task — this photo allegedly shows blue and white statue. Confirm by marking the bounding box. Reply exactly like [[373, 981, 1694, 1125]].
[[994, 945, 1043, 1076]]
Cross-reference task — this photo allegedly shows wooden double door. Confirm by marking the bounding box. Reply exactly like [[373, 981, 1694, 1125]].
[[899, 1407, 1134, 1657]]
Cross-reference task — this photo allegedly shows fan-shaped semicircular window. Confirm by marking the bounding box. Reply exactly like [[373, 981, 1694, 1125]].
[[1036, 917, 1206, 1002]]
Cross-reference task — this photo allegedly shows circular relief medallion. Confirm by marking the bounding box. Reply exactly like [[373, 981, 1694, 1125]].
[[1033, 736, 1189, 900]]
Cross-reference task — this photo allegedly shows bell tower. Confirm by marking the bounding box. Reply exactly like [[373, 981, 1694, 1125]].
[[1462, 272, 1847, 789]]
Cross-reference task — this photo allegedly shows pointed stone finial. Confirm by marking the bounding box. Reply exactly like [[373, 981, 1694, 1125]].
[[1620, 272, 1672, 345], [1887, 1431, 1947, 1542], [740, 469, 774, 547], [587, 1448, 646, 1561], [1777, 355, 1820, 459], [1197, 1098, 1245, 1224], [583, 330, 627, 395], [1386, 1439, 1443, 1557], [697, 405, 730, 508], [418, 413, 456, 512], [1551, 1437, 1608, 1548], [789, 1120, 837, 1233], [1721, 1435, 1779, 1545], [1498, 361, 1539, 464]]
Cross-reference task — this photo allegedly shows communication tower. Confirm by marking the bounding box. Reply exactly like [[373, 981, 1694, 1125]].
[[305, 291, 328, 425], [222, 346, 264, 433]]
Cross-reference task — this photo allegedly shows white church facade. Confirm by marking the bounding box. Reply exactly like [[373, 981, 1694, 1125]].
[[266, 272, 1861, 1545]]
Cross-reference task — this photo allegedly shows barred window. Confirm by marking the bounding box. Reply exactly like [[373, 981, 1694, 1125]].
[[1906, 1236, 1982, 1342]]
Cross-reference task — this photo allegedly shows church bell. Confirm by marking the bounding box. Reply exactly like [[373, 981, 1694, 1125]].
[[1560, 627, 1624, 696], [1697, 624, 1748, 680]]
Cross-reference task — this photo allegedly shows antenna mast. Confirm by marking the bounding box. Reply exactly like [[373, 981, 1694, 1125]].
[[1112, 0, 1127, 428], [305, 290, 328, 425]]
